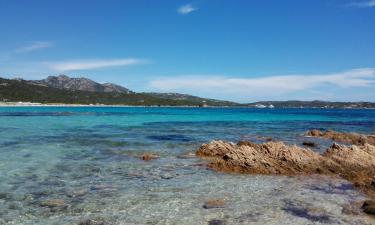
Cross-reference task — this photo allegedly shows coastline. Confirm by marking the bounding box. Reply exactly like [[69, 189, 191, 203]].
[[1, 102, 375, 109], [0, 102, 208, 108]]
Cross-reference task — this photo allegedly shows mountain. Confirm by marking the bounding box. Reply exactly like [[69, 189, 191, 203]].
[[32, 75, 132, 94], [0, 76, 237, 106], [102, 83, 131, 93]]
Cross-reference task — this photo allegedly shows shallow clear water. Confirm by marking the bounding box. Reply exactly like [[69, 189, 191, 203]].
[[0, 107, 374, 225]]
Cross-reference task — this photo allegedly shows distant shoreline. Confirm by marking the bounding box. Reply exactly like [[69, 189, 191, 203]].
[[0, 103, 202, 108], [1, 102, 375, 109]]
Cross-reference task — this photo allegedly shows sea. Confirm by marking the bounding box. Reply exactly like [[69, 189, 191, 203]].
[[0, 107, 374, 225]]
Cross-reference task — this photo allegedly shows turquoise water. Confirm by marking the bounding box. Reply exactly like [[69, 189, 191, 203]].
[[0, 107, 374, 225]]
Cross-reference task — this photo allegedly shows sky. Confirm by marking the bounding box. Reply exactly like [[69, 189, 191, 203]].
[[0, 0, 375, 103]]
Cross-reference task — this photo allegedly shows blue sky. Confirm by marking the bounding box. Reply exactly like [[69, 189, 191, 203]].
[[0, 0, 375, 102]]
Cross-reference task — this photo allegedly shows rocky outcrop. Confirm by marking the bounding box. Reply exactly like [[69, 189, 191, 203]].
[[33, 75, 131, 93], [305, 129, 375, 146], [323, 143, 375, 197], [196, 140, 340, 175], [102, 83, 130, 93], [196, 140, 375, 215]]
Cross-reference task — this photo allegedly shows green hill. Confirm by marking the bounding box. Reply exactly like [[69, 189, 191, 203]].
[[0, 77, 238, 106]]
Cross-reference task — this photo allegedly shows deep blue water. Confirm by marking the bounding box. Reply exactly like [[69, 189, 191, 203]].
[[0, 107, 374, 225]]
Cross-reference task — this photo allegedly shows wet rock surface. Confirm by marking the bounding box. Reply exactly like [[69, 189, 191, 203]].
[[362, 200, 375, 215], [302, 141, 317, 147], [196, 130, 375, 216]]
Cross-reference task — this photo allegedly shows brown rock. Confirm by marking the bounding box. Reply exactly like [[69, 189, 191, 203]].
[[323, 143, 375, 171], [342, 201, 363, 215], [203, 199, 226, 209], [40, 199, 69, 211], [362, 200, 375, 215], [196, 139, 375, 201], [141, 153, 158, 161], [305, 129, 375, 146], [306, 129, 323, 137], [67, 188, 88, 198], [196, 140, 337, 175], [40, 199, 66, 207]]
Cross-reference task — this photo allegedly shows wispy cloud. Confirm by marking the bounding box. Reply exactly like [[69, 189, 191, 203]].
[[149, 68, 375, 101], [347, 0, 375, 8], [178, 4, 197, 15], [14, 41, 53, 53], [48, 58, 146, 72]]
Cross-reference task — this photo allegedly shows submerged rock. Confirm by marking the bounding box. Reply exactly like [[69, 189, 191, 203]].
[[203, 199, 226, 209], [39, 199, 69, 211], [66, 188, 88, 198], [40, 199, 66, 207], [305, 129, 375, 146], [77, 218, 107, 225], [140, 153, 158, 161], [0, 192, 9, 200], [342, 201, 363, 215], [283, 204, 331, 223], [302, 141, 317, 147], [208, 219, 227, 225]]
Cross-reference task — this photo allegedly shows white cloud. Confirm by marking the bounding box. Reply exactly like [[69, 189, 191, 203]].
[[149, 68, 375, 101], [48, 58, 146, 72], [178, 4, 197, 15], [347, 0, 375, 8], [14, 41, 53, 53]]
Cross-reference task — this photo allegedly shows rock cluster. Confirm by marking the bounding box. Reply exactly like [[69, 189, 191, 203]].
[[196, 130, 375, 215], [305, 129, 375, 146], [197, 140, 338, 175]]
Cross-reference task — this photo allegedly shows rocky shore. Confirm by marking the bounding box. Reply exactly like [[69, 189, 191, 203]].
[[196, 130, 375, 216], [305, 129, 375, 146]]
